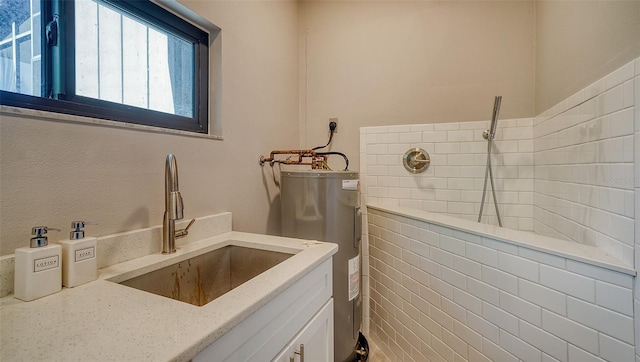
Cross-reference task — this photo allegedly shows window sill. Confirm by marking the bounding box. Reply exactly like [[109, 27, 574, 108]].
[[0, 105, 223, 141]]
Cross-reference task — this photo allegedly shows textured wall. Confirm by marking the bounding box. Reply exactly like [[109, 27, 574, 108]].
[[535, 0, 640, 114], [0, 0, 300, 255], [299, 0, 536, 172]]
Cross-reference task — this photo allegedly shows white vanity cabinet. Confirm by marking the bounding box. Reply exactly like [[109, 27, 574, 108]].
[[193, 258, 333, 362], [273, 299, 334, 362]]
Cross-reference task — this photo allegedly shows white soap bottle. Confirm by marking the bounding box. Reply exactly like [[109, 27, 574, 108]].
[[60, 221, 98, 287], [14, 226, 62, 301]]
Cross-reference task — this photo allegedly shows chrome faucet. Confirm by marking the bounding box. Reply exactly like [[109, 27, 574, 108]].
[[162, 154, 195, 254]]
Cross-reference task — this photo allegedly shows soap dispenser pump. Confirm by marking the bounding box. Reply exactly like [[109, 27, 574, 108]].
[[14, 226, 62, 301], [60, 221, 98, 287]]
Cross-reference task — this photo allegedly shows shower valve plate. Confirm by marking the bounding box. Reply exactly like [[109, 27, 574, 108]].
[[403, 148, 430, 174]]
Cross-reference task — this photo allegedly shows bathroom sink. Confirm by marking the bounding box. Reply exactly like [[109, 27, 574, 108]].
[[119, 245, 294, 306]]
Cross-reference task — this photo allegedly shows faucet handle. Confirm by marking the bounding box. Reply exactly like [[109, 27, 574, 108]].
[[175, 218, 196, 239], [184, 218, 196, 231]]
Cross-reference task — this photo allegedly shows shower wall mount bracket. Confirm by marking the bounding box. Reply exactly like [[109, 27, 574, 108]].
[[402, 148, 430, 174], [482, 129, 491, 140]]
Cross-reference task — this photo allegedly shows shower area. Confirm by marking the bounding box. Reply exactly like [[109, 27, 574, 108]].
[[359, 58, 639, 362], [361, 68, 635, 265]]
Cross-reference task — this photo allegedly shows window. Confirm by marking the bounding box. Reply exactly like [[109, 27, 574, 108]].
[[0, 0, 210, 133]]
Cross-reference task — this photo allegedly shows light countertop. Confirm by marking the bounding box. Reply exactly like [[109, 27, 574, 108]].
[[0, 231, 337, 361]]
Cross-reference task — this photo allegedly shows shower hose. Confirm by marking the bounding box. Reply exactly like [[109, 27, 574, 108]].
[[478, 136, 503, 227]]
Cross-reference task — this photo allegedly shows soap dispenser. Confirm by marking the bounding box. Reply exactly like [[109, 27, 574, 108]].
[[14, 226, 62, 301], [60, 221, 98, 287]]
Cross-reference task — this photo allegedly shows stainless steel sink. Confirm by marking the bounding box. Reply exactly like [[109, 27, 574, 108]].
[[119, 245, 294, 306]]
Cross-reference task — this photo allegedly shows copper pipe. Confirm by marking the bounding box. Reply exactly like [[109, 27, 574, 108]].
[[259, 149, 328, 169]]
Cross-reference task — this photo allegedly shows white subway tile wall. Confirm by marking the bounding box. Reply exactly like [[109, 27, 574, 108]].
[[633, 56, 640, 362], [360, 58, 637, 265], [361, 118, 535, 232], [360, 58, 640, 361], [368, 208, 634, 362], [534, 60, 637, 266]]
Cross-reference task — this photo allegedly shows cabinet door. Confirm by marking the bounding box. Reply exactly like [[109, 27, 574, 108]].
[[272, 346, 292, 362], [282, 299, 334, 362]]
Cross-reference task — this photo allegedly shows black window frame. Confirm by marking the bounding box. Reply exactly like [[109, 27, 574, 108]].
[[0, 0, 209, 134]]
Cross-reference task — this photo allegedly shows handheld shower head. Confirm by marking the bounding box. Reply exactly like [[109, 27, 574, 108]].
[[479, 96, 504, 227], [488, 96, 502, 140]]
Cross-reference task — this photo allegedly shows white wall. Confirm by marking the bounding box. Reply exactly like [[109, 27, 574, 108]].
[[3, 0, 622, 256], [298, 0, 640, 174], [299, 0, 535, 172], [535, 0, 640, 114], [0, 0, 300, 256]]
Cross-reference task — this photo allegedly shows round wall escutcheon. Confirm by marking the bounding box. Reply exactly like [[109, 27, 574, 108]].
[[403, 148, 430, 174]]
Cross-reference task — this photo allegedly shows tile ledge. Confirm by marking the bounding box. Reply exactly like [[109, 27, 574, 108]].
[[367, 203, 635, 276]]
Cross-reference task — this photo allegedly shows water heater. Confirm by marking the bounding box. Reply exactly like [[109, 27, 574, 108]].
[[281, 170, 362, 362]]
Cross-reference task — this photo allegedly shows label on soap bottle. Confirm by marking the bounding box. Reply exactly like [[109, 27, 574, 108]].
[[75, 246, 95, 262], [34, 255, 59, 272]]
